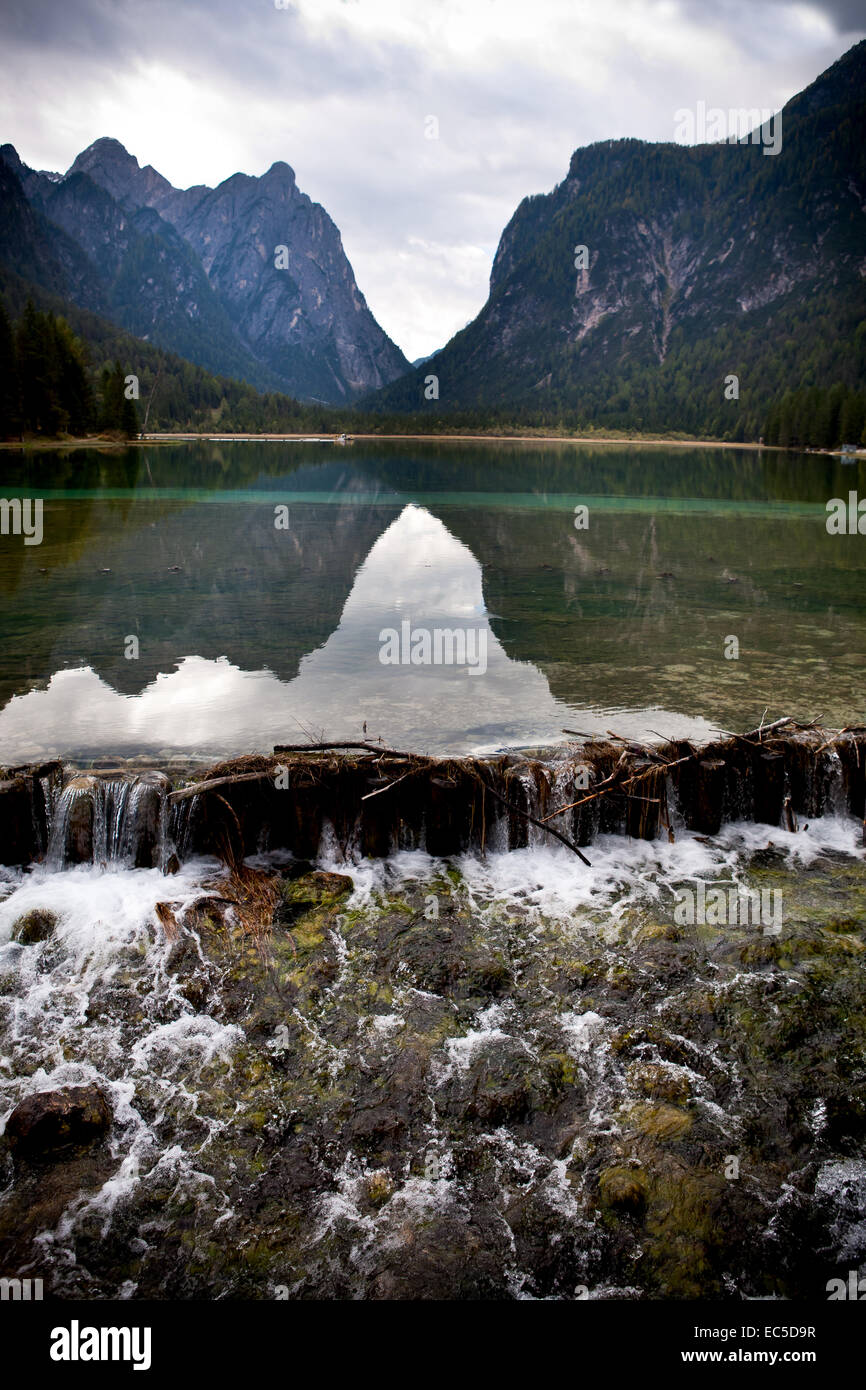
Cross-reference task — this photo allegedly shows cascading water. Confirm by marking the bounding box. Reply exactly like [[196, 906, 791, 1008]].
[[1, 740, 865, 1298], [45, 772, 176, 871], [20, 733, 863, 883]]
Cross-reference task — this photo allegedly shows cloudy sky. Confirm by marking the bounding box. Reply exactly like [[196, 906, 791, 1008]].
[[0, 0, 862, 361]]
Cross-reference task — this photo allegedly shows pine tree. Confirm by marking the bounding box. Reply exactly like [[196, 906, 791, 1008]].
[[99, 362, 139, 437], [16, 299, 58, 434], [0, 300, 19, 438], [49, 316, 94, 435]]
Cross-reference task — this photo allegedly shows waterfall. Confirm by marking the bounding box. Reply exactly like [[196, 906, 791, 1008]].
[[16, 732, 865, 876], [46, 772, 174, 871]]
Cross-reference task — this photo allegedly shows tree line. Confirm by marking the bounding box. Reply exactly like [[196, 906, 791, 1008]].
[[1, 289, 864, 449], [762, 384, 866, 449], [0, 299, 139, 439]]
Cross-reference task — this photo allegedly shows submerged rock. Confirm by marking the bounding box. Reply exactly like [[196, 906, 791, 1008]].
[[5, 1084, 112, 1159]]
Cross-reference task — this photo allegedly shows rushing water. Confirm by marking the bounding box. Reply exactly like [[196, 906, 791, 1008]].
[[0, 440, 863, 761], [1, 439, 865, 1301], [1, 816, 864, 1299]]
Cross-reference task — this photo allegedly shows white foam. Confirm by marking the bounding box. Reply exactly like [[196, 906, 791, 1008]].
[[324, 815, 863, 927]]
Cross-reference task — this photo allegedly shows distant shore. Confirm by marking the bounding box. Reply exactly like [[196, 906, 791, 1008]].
[[1, 431, 863, 455]]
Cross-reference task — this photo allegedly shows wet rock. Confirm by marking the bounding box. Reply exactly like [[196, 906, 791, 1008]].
[[625, 1102, 692, 1142], [0, 942, 25, 993], [441, 1037, 539, 1126], [0, 774, 47, 866], [308, 871, 353, 897], [599, 1166, 649, 1213], [59, 776, 97, 863], [343, 1105, 405, 1150], [377, 908, 513, 1004], [368, 1210, 512, 1299], [636, 922, 680, 945], [181, 896, 232, 933], [161, 919, 217, 1013], [628, 1063, 691, 1105], [748, 845, 787, 870], [5, 1084, 112, 1158], [12, 907, 58, 944], [274, 869, 352, 927]]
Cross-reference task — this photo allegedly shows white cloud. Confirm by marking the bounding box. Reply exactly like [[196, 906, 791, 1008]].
[[0, 0, 860, 360]]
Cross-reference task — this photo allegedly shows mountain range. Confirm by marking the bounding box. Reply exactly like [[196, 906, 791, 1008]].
[[1, 41, 864, 436], [0, 138, 408, 404], [370, 40, 866, 437]]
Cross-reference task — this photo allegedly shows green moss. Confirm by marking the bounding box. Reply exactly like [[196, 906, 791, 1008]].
[[598, 1165, 648, 1212], [542, 1051, 578, 1090], [627, 1062, 691, 1105], [639, 1168, 727, 1298], [624, 1102, 692, 1141]]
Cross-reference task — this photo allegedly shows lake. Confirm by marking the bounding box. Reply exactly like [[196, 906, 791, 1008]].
[[0, 439, 863, 763]]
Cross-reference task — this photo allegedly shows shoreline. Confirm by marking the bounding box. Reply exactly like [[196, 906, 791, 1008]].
[[1, 431, 862, 454]]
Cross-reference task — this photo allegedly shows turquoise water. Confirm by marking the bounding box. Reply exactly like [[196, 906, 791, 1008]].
[[0, 439, 863, 761]]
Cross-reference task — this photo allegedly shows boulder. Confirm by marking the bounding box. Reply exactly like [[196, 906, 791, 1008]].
[[12, 907, 58, 944], [4, 1084, 112, 1158]]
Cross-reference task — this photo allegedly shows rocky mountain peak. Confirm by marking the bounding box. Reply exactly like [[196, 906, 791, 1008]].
[[1, 136, 409, 402], [68, 137, 174, 207]]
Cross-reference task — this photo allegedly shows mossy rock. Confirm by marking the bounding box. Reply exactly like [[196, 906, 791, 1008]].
[[609, 1027, 648, 1055], [625, 1102, 692, 1142], [366, 1170, 395, 1207], [552, 959, 601, 992], [12, 908, 58, 944], [636, 922, 680, 945], [542, 1051, 578, 1092], [606, 963, 637, 992], [277, 868, 351, 905], [598, 1165, 648, 1213], [739, 938, 781, 967], [627, 1062, 691, 1105], [640, 1167, 728, 1297]]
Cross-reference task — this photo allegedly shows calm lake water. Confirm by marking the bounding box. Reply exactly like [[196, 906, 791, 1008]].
[[0, 439, 863, 762]]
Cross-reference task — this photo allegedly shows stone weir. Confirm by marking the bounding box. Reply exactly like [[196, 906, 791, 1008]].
[[1, 721, 864, 871]]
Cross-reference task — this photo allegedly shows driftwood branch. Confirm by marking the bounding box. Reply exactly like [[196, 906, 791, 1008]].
[[273, 741, 418, 759], [169, 769, 279, 802], [361, 770, 415, 801], [469, 767, 592, 866]]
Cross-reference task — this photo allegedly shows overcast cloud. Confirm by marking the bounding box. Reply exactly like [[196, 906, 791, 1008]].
[[0, 0, 862, 360]]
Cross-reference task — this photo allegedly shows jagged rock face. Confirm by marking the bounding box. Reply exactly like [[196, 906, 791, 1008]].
[[371, 41, 866, 419], [152, 159, 407, 400], [0, 136, 408, 402]]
